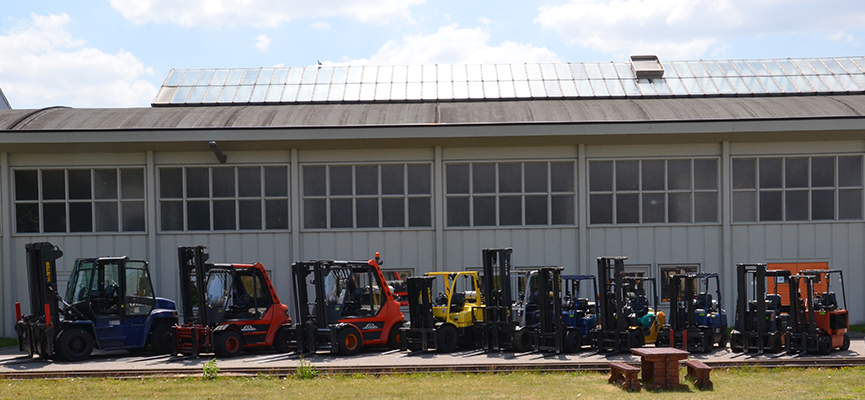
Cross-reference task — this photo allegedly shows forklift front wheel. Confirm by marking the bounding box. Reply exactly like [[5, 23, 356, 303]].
[[215, 331, 244, 357], [57, 328, 94, 361], [273, 327, 289, 353], [513, 328, 532, 352], [435, 325, 458, 353], [564, 330, 581, 353], [386, 323, 403, 350], [338, 327, 362, 356], [151, 324, 176, 355]]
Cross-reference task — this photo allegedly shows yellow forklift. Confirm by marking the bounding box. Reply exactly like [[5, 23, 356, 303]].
[[400, 270, 483, 352]]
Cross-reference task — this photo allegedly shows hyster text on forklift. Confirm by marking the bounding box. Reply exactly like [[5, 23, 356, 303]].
[[174, 246, 292, 357], [289, 254, 405, 355], [15, 242, 178, 361]]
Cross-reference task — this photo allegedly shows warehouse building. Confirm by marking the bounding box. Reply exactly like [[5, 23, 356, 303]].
[[2, 56, 865, 336]]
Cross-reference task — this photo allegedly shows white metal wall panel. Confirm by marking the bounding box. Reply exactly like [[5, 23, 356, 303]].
[[443, 228, 578, 273], [300, 230, 435, 271]]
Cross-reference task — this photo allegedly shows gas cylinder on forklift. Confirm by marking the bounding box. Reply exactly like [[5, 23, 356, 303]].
[[288, 253, 405, 356], [173, 245, 292, 357]]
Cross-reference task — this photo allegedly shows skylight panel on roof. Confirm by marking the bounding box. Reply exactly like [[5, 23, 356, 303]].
[[757, 76, 781, 92], [423, 65, 437, 83], [484, 81, 500, 98], [423, 81, 437, 99], [837, 74, 862, 90], [437, 80, 452, 99], [732, 61, 755, 76], [671, 61, 693, 78], [805, 59, 831, 75], [345, 66, 363, 83], [391, 81, 406, 101], [555, 64, 572, 81], [211, 69, 230, 86], [820, 75, 845, 91], [852, 74, 865, 89], [792, 59, 815, 75], [776, 60, 799, 75], [665, 78, 688, 95], [452, 64, 467, 82], [250, 85, 268, 102], [271, 68, 289, 85], [513, 80, 531, 97], [313, 84, 330, 101], [343, 83, 360, 101], [180, 70, 200, 86], [466, 64, 484, 81], [331, 67, 348, 84], [653, 79, 671, 95], [511, 64, 528, 81], [698, 77, 718, 94], [570, 63, 588, 80], [526, 64, 542, 80], [453, 80, 469, 99], [823, 59, 848, 75], [713, 77, 735, 94], [359, 82, 375, 101], [688, 61, 709, 78], [235, 85, 254, 102], [377, 66, 392, 83], [498, 64, 514, 81], [299, 68, 316, 84], [171, 86, 191, 103], [544, 81, 562, 96], [328, 83, 345, 101], [297, 84, 315, 101], [265, 85, 284, 102], [500, 80, 517, 97], [584, 63, 603, 80], [838, 58, 863, 73], [407, 82, 422, 100], [438, 65, 452, 83], [680, 78, 701, 95], [717, 60, 738, 77], [703, 61, 726, 77], [468, 81, 484, 98], [226, 69, 244, 86], [529, 80, 546, 97], [375, 83, 390, 101], [165, 69, 185, 86], [482, 64, 497, 81], [541, 64, 558, 80], [728, 76, 751, 93], [637, 80, 656, 95], [606, 79, 626, 97], [791, 76, 816, 92], [773, 75, 797, 92], [621, 79, 641, 96], [574, 80, 592, 96], [219, 86, 238, 102], [241, 69, 259, 85], [742, 76, 766, 93], [560, 80, 577, 96], [284, 84, 301, 101], [188, 85, 208, 102], [257, 68, 273, 85], [286, 68, 303, 84], [317, 67, 334, 84], [407, 65, 422, 82], [614, 63, 634, 79], [590, 79, 609, 96], [599, 63, 618, 79]]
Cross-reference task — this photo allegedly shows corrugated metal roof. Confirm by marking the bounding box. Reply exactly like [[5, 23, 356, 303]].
[[153, 57, 865, 106], [3, 95, 864, 131]]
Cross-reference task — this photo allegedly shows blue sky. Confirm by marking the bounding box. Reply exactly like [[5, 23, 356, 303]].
[[2, 0, 865, 109]]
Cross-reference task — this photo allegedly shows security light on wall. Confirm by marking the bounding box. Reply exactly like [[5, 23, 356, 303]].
[[209, 141, 227, 163]]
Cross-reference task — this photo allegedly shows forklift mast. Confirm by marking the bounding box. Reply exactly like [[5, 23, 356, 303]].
[[17, 242, 64, 358], [535, 266, 564, 353], [597, 256, 627, 333], [733, 263, 791, 353], [479, 247, 515, 351], [177, 245, 212, 326]]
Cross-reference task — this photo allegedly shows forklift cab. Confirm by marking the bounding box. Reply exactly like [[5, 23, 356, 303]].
[[203, 265, 274, 323], [66, 257, 157, 320], [321, 263, 387, 321]]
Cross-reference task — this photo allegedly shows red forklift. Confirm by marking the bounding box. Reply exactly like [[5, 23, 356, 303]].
[[786, 269, 850, 355], [174, 245, 292, 357], [288, 254, 405, 355]]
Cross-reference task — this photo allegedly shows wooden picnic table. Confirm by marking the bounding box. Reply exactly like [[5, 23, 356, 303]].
[[630, 347, 690, 389]]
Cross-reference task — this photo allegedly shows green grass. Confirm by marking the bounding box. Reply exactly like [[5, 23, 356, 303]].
[[1, 367, 864, 400], [0, 338, 17, 348], [849, 324, 865, 334]]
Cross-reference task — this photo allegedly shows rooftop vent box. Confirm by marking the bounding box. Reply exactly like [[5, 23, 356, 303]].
[[630, 55, 664, 79]]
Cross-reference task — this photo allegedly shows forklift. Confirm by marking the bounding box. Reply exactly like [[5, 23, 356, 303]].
[[400, 270, 483, 353], [729, 263, 791, 353], [594, 256, 664, 353], [785, 269, 850, 355], [657, 272, 728, 353], [289, 254, 405, 355], [561, 274, 600, 351], [476, 248, 519, 352], [15, 242, 178, 361], [174, 245, 292, 357], [514, 266, 564, 353]]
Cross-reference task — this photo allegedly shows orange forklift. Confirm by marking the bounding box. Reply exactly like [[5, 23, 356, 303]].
[[289, 254, 405, 355], [785, 269, 850, 354], [174, 245, 292, 357]]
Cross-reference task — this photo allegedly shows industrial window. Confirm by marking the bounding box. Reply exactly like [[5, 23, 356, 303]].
[[445, 161, 575, 227], [589, 158, 719, 225], [732, 156, 863, 222], [14, 168, 145, 234], [159, 166, 289, 231], [301, 164, 432, 229]]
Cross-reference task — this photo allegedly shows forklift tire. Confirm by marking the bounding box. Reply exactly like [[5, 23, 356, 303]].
[[273, 327, 289, 353], [718, 328, 728, 349], [818, 335, 832, 355], [338, 327, 362, 356], [769, 334, 782, 353], [513, 328, 532, 352], [841, 334, 850, 351], [386, 323, 403, 350], [150, 324, 176, 355], [56, 328, 94, 361], [435, 325, 458, 353], [563, 330, 581, 353], [215, 331, 244, 357]]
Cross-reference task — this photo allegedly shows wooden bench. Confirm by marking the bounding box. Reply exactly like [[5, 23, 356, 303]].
[[684, 359, 713, 390], [608, 362, 641, 391]]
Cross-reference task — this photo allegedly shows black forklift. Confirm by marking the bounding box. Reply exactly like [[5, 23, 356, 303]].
[[288, 256, 405, 355], [594, 256, 647, 353], [730, 263, 790, 353], [476, 247, 519, 352], [15, 242, 178, 361], [657, 272, 728, 353], [785, 269, 850, 355], [513, 266, 567, 353]]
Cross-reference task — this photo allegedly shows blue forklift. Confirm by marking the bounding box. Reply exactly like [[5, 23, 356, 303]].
[[656, 272, 728, 352], [15, 242, 178, 361]]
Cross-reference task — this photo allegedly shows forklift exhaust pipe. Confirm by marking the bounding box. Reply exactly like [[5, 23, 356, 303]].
[[15, 302, 21, 321]]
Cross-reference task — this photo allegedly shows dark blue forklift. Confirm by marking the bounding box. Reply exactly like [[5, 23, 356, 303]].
[[15, 242, 178, 361], [657, 272, 728, 352]]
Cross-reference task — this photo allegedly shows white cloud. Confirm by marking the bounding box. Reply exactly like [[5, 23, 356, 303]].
[[109, 0, 425, 27], [536, 0, 865, 59], [0, 13, 157, 108], [255, 34, 271, 52], [329, 24, 560, 65], [477, 16, 492, 25], [311, 21, 331, 30]]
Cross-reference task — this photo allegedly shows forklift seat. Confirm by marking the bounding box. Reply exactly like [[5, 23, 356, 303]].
[[765, 294, 781, 311], [818, 292, 838, 311], [630, 294, 649, 318], [695, 293, 714, 311]]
